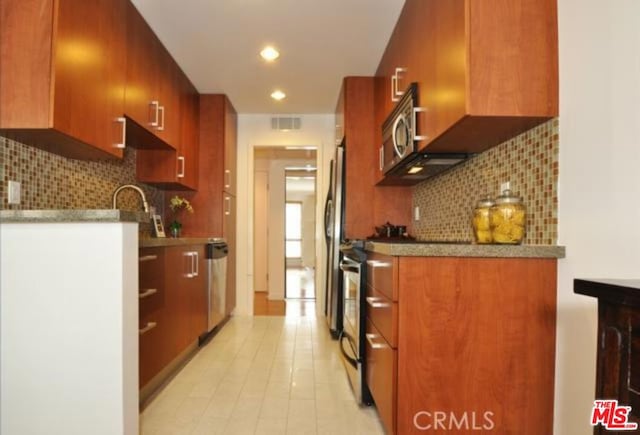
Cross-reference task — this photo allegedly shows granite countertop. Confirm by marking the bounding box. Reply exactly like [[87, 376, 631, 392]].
[[140, 237, 225, 248], [365, 241, 565, 258], [0, 209, 150, 223]]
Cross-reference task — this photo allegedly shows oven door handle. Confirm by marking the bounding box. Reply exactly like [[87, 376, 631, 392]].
[[339, 330, 359, 369], [339, 259, 360, 273]]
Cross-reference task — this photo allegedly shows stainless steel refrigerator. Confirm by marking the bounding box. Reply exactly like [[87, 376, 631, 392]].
[[324, 142, 345, 337]]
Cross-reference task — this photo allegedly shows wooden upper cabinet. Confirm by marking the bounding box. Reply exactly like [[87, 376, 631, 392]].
[[155, 48, 181, 149], [167, 94, 238, 238], [0, 0, 127, 159], [136, 71, 200, 190], [125, 1, 181, 151], [124, 1, 160, 136], [177, 75, 200, 190], [376, 0, 558, 155], [336, 77, 413, 239], [223, 97, 238, 196]]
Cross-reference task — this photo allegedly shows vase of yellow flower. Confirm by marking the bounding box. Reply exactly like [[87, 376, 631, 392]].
[[168, 195, 194, 238]]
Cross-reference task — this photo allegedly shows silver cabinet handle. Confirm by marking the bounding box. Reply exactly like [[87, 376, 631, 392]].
[[366, 259, 389, 269], [391, 74, 398, 102], [366, 296, 391, 308], [139, 255, 158, 262], [184, 252, 195, 278], [139, 288, 158, 299], [413, 107, 428, 141], [177, 156, 185, 178], [394, 67, 407, 99], [193, 252, 199, 277], [150, 101, 159, 127], [157, 105, 165, 131], [379, 146, 384, 171], [115, 117, 126, 149], [224, 169, 231, 189], [139, 322, 157, 335], [224, 196, 231, 216], [366, 333, 388, 349]]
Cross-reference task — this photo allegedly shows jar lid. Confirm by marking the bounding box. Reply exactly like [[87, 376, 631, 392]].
[[495, 189, 522, 205], [476, 195, 495, 208]]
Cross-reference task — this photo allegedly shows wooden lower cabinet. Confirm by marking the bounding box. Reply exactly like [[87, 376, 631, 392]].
[[365, 253, 557, 434], [366, 319, 397, 434], [139, 248, 166, 387], [138, 244, 206, 390]]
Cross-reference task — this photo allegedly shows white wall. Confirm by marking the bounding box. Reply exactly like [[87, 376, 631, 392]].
[[236, 114, 336, 316], [556, 1, 640, 433]]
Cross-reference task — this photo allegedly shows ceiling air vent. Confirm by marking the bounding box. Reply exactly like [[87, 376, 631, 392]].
[[271, 116, 301, 131]]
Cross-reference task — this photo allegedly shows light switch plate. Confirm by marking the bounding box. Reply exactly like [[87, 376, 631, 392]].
[[500, 181, 511, 194], [414, 206, 420, 221], [8, 180, 21, 205]]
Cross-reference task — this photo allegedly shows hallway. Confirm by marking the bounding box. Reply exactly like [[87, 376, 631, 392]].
[[140, 315, 385, 435]]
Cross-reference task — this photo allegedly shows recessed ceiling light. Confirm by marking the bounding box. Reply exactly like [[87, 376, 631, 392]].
[[260, 46, 280, 62], [271, 90, 286, 101]]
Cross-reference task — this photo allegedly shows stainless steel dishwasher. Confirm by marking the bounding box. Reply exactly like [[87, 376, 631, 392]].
[[205, 239, 228, 333]]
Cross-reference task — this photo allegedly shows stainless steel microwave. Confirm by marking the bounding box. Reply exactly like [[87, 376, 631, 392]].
[[379, 82, 468, 183]]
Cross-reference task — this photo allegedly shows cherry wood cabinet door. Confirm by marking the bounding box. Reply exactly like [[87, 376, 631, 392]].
[[223, 98, 238, 196], [366, 319, 397, 435], [155, 52, 181, 150], [178, 75, 200, 190], [52, 0, 127, 158], [189, 246, 208, 339], [125, 1, 160, 133], [223, 193, 237, 315], [396, 257, 556, 434]]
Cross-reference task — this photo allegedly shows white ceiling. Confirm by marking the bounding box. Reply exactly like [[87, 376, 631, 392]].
[[131, 0, 405, 114]]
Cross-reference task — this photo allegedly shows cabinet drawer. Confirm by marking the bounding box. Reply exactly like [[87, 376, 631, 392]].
[[366, 284, 398, 348], [139, 247, 165, 316], [139, 309, 165, 388], [366, 319, 397, 435], [366, 252, 398, 301]]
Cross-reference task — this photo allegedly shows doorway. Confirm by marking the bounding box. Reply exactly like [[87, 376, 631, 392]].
[[285, 170, 316, 302], [253, 147, 317, 316]]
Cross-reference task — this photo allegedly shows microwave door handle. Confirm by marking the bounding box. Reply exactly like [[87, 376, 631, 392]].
[[379, 146, 384, 171], [413, 107, 428, 141]]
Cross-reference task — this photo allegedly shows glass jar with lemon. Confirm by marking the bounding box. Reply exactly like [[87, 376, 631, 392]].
[[472, 196, 495, 244], [489, 190, 526, 244]]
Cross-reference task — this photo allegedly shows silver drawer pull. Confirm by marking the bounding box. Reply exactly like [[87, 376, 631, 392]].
[[139, 255, 158, 262], [366, 296, 390, 308], [139, 322, 157, 335], [139, 288, 158, 299], [366, 333, 388, 349], [366, 260, 389, 268]]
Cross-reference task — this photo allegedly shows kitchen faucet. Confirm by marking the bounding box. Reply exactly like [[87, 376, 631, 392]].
[[112, 184, 150, 213]]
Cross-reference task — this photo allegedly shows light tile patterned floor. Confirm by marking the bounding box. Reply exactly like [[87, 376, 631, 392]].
[[140, 315, 386, 435]]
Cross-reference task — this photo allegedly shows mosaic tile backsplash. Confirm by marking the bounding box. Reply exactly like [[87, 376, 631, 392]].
[[413, 119, 558, 245], [0, 136, 164, 235]]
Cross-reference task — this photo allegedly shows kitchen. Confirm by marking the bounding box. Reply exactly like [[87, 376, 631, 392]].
[[1, 0, 639, 434]]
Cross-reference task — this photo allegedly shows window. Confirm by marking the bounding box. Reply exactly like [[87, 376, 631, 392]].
[[285, 202, 302, 258]]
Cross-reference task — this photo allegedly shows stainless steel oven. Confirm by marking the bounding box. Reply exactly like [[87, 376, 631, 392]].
[[338, 242, 372, 405]]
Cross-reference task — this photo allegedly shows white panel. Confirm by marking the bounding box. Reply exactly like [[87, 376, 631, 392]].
[[1, 222, 138, 435]]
